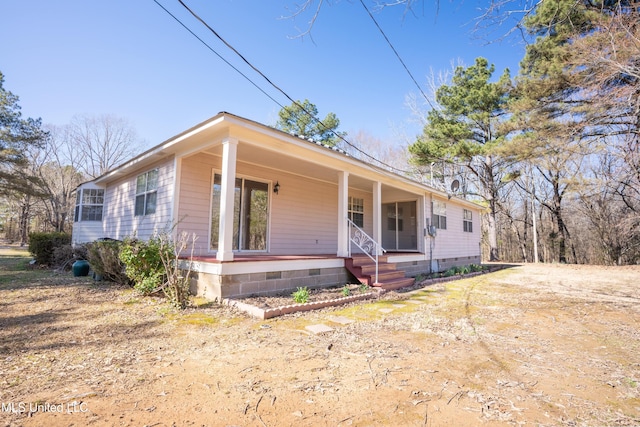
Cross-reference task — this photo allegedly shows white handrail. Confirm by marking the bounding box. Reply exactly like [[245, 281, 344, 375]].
[[347, 218, 386, 284]]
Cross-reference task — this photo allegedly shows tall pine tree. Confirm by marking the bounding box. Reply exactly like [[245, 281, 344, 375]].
[[505, 0, 639, 263], [409, 58, 512, 261], [0, 71, 47, 196], [275, 99, 345, 147]]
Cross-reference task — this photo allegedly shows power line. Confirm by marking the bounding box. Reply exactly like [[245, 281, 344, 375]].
[[358, 0, 435, 110], [151, 0, 283, 109], [174, 0, 384, 162], [154, 0, 417, 175]]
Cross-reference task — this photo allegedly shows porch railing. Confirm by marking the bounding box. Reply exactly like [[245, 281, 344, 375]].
[[347, 218, 386, 284]]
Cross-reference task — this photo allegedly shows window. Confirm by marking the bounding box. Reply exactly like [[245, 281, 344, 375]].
[[348, 197, 364, 228], [74, 188, 104, 222], [135, 169, 158, 216], [432, 200, 447, 230], [463, 209, 473, 232]]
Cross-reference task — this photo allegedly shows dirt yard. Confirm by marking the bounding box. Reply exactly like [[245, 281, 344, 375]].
[[1, 248, 639, 427]]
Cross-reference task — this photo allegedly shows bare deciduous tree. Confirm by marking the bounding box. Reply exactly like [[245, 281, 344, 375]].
[[347, 130, 413, 173], [69, 114, 142, 179], [31, 125, 85, 232]]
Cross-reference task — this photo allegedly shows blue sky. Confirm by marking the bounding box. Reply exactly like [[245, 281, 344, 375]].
[[1, 0, 525, 149]]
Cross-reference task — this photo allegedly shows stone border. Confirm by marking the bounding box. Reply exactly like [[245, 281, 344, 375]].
[[223, 267, 502, 320], [223, 291, 379, 320]]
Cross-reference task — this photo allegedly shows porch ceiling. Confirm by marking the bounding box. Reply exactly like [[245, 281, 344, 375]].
[[202, 141, 378, 192]]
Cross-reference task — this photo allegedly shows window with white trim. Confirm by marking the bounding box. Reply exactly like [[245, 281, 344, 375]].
[[135, 169, 158, 216], [432, 200, 447, 230], [348, 196, 364, 228], [74, 188, 104, 222], [463, 209, 473, 232]]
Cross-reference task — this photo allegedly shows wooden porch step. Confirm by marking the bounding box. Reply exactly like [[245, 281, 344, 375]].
[[375, 270, 406, 282], [349, 254, 389, 265], [360, 262, 397, 275], [372, 277, 416, 291], [345, 255, 415, 291]]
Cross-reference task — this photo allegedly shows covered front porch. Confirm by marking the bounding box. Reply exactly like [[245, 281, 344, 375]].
[[172, 115, 433, 299]]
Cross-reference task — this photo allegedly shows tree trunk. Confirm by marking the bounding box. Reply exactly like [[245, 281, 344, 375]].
[[506, 212, 528, 262], [522, 198, 529, 262], [484, 156, 500, 261], [552, 175, 567, 263], [18, 195, 32, 246], [555, 209, 567, 263], [58, 212, 68, 233], [487, 200, 499, 261]]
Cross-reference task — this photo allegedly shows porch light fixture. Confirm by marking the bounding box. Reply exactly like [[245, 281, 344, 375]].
[[273, 181, 280, 194]]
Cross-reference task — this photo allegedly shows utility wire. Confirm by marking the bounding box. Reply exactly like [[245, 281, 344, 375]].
[[358, 0, 436, 110], [152, 0, 284, 109], [175, 0, 384, 163], [155, 0, 418, 175]]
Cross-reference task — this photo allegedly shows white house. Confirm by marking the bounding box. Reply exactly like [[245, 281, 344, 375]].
[[72, 112, 482, 300]]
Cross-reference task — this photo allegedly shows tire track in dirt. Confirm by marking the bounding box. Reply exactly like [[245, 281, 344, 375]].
[[463, 276, 515, 376]]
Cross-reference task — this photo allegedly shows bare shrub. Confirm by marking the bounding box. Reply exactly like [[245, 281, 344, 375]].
[[87, 239, 131, 285]]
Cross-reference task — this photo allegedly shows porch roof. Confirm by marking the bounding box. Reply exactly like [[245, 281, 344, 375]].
[[89, 111, 482, 209]]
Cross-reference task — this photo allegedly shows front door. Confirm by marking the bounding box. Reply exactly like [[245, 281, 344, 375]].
[[210, 174, 269, 251], [382, 201, 418, 251]]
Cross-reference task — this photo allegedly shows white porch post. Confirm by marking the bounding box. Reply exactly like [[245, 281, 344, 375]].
[[337, 171, 349, 257], [171, 156, 182, 245], [216, 137, 238, 262], [418, 194, 426, 255], [372, 181, 382, 255]]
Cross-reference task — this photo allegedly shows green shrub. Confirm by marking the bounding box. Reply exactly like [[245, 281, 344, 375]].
[[292, 286, 310, 304], [28, 232, 72, 266], [470, 264, 484, 272], [442, 267, 457, 277], [119, 231, 196, 309], [87, 239, 131, 285], [119, 236, 169, 295], [341, 285, 351, 297], [458, 265, 471, 275]]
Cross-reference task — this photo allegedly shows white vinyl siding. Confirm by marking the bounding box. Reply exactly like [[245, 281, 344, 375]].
[[71, 182, 107, 244], [177, 153, 375, 255], [103, 158, 175, 241], [266, 172, 339, 254], [175, 154, 216, 255], [72, 222, 104, 244], [431, 203, 481, 260], [174, 143, 480, 261]]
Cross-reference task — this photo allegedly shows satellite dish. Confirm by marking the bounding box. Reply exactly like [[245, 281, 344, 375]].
[[450, 179, 460, 193]]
